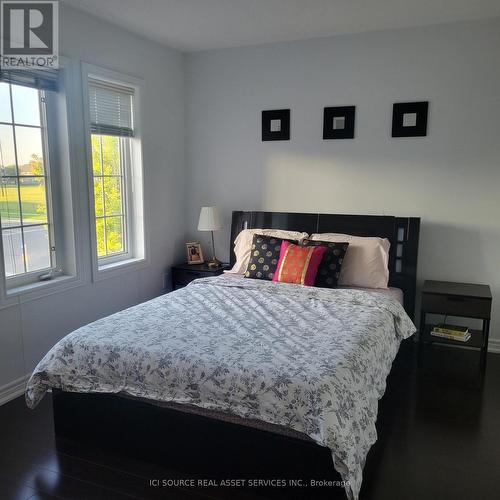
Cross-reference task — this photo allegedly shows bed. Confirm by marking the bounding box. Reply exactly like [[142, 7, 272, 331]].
[[26, 211, 420, 500]]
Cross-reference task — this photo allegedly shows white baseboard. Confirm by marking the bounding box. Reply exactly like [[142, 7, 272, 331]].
[[488, 339, 500, 354], [0, 374, 30, 406]]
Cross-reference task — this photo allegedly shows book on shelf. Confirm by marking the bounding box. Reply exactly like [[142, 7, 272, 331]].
[[432, 324, 468, 335], [430, 324, 471, 342]]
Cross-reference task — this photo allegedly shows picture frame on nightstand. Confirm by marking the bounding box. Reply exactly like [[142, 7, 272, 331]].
[[186, 242, 204, 264]]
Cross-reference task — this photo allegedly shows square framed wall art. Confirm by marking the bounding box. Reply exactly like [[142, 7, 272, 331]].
[[262, 109, 290, 141], [323, 106, 356, 139], [392, 101, 429, 137]]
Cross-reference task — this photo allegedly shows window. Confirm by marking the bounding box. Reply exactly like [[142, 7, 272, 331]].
[[91, 134, 128, 258], [0, 66, 80, 297], [0, 82, 55, 281], [85, 68, 145, 273]]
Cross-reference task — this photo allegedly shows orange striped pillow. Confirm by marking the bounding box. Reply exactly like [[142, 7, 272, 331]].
[[272, 241, 326, 286]]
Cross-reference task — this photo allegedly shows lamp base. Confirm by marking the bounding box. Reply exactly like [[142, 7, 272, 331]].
[[207, 258, 222, 269]]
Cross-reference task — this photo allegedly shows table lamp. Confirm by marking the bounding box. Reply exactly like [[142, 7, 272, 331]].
[[197, 207, 222, 268]]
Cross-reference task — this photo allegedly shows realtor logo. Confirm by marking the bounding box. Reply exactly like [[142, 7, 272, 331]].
[[1, 1, 58, 68]]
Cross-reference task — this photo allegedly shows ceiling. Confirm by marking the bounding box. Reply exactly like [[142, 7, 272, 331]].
[[63, 0, 500, 52]]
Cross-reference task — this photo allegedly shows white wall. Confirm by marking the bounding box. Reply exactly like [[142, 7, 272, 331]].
[[2, 12, 499, 405], [0, 4, 186, 401], [185, 18, 500, 343]]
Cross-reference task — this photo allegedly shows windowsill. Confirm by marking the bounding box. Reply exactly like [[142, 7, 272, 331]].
[[4, 273, 83, 303], [94, 256, 147, 281]]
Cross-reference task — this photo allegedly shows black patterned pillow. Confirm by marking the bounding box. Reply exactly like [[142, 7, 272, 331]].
[[245, 234, 292, 280], [301, 240, 349, 288]]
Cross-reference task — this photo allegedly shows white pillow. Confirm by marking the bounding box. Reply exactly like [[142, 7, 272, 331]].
[[227, 229, 309, 274], [310, 233, 390, 289]]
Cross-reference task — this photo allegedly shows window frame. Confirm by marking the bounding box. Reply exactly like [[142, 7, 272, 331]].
[[0, 56, 85, 303], [91, 133, 131, 265], [1, 84, 57, 287], [81, 63, 147, 282]]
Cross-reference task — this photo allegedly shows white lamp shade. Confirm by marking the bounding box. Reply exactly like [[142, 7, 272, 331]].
[[197, 207, 221, 231]]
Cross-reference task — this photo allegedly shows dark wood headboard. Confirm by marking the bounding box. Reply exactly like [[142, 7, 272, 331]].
[[230, 211, 420, 319]]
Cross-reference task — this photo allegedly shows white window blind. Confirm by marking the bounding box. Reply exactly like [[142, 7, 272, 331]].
[[88, 79, 134, 137], [0, 68, 59, 91]]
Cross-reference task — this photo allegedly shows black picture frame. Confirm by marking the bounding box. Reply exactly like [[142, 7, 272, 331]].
[[323, 106, 355, 139], [262, 109, 290, 141], [392, 101, 429, 137]]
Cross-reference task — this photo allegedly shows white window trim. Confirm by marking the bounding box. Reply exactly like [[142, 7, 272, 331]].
[[81, 63, 149, 283], [0, 55, 86, 305], [2, 86, 56, 289]]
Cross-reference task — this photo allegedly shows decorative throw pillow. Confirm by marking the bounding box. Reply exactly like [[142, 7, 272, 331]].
[[273, 241, 327, 286], [229, 229, 309, 274], [245, 234, 292, 280], [310, 233, 390, 288], [301, 240, 349, 288]]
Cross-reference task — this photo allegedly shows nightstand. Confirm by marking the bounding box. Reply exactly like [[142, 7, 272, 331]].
[[420, 280, 492, 369], [171, 263, 229, 290]]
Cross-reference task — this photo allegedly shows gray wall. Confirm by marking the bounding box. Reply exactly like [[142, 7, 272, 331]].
[[0, 4, 186, 397], [185, 18, 500, 344]]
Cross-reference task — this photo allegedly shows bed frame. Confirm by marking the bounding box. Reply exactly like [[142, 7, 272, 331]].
[[52, 211, 420, 498]]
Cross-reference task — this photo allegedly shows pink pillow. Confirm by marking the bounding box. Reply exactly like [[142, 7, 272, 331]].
[[273, 241, 326, 286]]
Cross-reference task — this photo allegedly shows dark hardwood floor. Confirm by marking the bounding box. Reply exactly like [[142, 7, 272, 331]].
[[2, 341, 500, 500]]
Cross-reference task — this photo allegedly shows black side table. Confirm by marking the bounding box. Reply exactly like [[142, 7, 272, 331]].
[[420, 280, 492, 369], [171, 263, 230, 291]]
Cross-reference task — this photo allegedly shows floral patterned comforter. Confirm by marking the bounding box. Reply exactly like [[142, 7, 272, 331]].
[[26, 275, 415, 499]]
